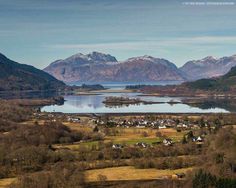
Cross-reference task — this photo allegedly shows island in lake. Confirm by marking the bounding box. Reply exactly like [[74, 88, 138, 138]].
[[102, 96, 164, 107]]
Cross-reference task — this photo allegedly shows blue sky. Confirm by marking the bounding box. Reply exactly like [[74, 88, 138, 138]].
[[0, 0, 236, 69]]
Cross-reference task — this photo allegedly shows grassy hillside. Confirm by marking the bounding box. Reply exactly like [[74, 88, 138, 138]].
[[0, 53, 65, 91]]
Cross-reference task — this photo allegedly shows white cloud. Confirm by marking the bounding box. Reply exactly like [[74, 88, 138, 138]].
[[47, 36, 236, 51]]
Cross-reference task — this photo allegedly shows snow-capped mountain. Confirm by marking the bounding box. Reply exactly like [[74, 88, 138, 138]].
[[180, 55, 236, 80], [44, 52, 185, 83]]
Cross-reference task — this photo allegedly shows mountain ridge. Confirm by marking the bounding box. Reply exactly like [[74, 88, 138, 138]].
[[180, 54, 236, 80], [185, 65, 236, 91], [0, 53, 65, 91], [44, 52, 186, 83], [44, 52, 236, 83]]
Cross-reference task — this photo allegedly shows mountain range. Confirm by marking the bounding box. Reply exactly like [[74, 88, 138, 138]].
[[44, 52, 185, 83], [180, 55, 236, 80], [0, 53, 65, 91], [185, 65, 236, 92], [137, 64, 236, 97], [44, 52, 236, 83], [1, 51, 236, 92]]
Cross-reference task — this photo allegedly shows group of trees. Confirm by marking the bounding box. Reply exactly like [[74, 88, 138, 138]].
[[71, 141, 201, 164], [9, 163, 85, 188], [202, 126, 236, 178], [184, 125, 236, 187], [0, 102, 104, 182], [2, 122, 78, 146], [0, 100, 31, 122], [192, 169, 236, 188], [0, 121, 82, 178], [132, 156, 199, 170]]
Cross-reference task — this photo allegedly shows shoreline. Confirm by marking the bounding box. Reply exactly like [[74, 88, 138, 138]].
[[90, 89, 133, 93], [43, 112, 233, 117], [138, 93, 236, 98]]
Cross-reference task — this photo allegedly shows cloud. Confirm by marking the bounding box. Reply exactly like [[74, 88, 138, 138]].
[[0, 0, 158, 12], [47, 36, 236, 51], [0, 30, 17, 36]]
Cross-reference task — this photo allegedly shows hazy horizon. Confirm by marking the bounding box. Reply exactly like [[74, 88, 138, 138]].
[[1, 0, 236, 69]]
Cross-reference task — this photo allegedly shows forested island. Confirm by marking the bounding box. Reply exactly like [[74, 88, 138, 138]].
[[102, 96, 163, 106]]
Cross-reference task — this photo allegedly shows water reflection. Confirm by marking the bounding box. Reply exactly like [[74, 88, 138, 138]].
[[42, 93, 230, 113], [186, 98, 236, 113]]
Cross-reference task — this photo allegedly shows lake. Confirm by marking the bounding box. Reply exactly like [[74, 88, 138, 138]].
[[0, 82, 231, 114], [41, 92, 229, 114]]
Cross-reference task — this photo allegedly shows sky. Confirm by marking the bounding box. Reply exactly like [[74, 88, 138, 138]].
[[0, 0, 236, 69]]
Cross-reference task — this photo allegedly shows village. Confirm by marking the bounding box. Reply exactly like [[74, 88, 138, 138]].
[[32, 112, 210, 149]]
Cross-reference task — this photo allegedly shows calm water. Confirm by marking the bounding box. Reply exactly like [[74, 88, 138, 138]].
[[70, 81, 183, 90], [0, 82, 230, 113], [41, 92, 229, 113]]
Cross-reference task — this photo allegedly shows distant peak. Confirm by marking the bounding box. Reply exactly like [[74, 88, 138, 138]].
[[87, 51, 109, 58], [89, 51, 105, 56], [87, 51, 117, 62], [202, 56, 216, 61], [127, 55, 156, 61], [231, 54, 236, 58], [50, 51, 117, 66], [51, 59, 63, 65], [69, 53, 86, 58], [142, 55, 154, 59]]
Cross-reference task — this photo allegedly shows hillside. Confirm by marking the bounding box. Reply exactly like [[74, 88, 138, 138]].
[[137, 66, 236, 96], [0, 53, 65, 91], [180, 55, 236, 80], [185, 66, 236, 91], [44, 52, 186, 83]]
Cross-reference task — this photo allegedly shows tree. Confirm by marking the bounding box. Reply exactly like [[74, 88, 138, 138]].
[[182, 135, 188, 144], [192, 169, 217, 188], [214, 119, 222, 132], [199, 117, 205, 128], [186, 131, 194, 140], [93, 126, 99, 132], [142, 131, 149, 137]]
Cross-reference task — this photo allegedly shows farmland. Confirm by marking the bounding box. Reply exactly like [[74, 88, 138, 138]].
[[85, 166, 193, 182]]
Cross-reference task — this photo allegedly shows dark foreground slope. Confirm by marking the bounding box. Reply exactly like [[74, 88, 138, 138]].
[[0, 53, 65, 91]]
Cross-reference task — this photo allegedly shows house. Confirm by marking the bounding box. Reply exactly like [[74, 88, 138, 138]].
[[192, 136, 197, 142], [98, 120, 105, 125], [68, 117, 80, 123], [135, 142, 149, 148], [192, 136, 203, 143], [196, 136, 203, 142], [177, 123, 188, 128], [136, 125, 146, 128], [127, 121, 132, 125], [48, 114, 54, 118], [163, 138, 173, 146], [112, 144, 123, 149], [159, 125, 167, 129]]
